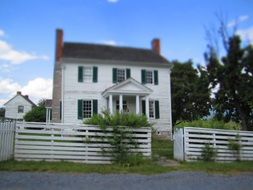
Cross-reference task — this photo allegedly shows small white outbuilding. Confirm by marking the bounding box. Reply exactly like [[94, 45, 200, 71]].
[[4, 91, 36, 120]]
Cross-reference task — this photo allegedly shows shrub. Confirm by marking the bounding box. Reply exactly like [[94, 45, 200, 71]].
[[85, 111, 151, 165], [23, 106, 46, 122], [228, 134, 241, 161], [85, 111, 151, 128], [176, 119, 241, 130], [201, 143, 216, 161]]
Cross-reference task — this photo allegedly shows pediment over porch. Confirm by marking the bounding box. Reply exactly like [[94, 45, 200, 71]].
[[102, 78, 152, 97]]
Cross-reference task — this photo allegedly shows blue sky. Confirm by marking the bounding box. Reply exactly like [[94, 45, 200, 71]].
[[0, 0, 253, 106]]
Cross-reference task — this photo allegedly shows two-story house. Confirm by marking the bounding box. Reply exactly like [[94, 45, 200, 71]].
[[52, 29, 172, 137], [4, 91, 36, 120]]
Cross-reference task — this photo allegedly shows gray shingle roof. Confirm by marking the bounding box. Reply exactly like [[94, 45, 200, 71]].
[[63, 42, 169, 64]]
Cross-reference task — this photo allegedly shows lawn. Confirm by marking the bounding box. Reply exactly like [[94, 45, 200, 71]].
[[1, 137, 253, 174]]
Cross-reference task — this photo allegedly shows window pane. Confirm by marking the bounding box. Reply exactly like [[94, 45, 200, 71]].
[[83, 100, 92, 118], [146, 71, 153, 84], [83, 67, 92, 82], [18, 105, 24, 113], [117, 69, 125, 82], [149, 101, 154, 118]]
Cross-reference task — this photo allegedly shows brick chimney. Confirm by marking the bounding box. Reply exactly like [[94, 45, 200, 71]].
[[55, 29, 64, 62], [17, 91, 21, 95], [151, 38, 161, 54], [24, 95, 29, 99]]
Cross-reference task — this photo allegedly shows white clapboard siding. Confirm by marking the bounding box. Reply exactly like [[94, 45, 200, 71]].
[[0, 122, 15, 161], [14, 122, 151, 164], [174, 127, 253, 162]]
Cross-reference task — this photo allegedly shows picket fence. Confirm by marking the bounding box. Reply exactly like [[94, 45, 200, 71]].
[[15, 122, 152, 164], [174, 127, 253, 162], [0, 121, 15, 161]]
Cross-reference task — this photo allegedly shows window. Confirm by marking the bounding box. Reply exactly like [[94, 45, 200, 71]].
[[18, 105, 24, 113], [83, 67, 93, 82], [117, 69, 126, 83], [116, 100, 127, 111], [149, 101, 155, 118], [146, 71, 153, 84], [83, 100, 92, 118]]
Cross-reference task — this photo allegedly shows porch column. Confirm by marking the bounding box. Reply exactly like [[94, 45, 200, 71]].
[[109, 94, 113, 114], [145, 96, 150, 121], [136, 95, 140, 114], [119, 94, 123, 112]]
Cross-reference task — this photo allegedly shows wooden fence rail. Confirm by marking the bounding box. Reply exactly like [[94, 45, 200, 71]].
[[174, 127, 253, 162], [0, 121, 15, 161], [15, 122, 152, 164]]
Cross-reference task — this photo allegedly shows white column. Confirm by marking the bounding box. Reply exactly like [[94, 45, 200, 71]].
[[119, 94, 123, 112], [109, 95, 113, 114], [145, 96, 149, 121], [46, 108, 49, 123], [136, 95, 140, 114]]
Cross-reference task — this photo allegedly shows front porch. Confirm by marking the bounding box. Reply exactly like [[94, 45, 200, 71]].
[[102, 78, 153, 120]]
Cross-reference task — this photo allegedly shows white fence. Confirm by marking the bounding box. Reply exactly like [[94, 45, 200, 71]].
[[15, 122, 152, 164], [174, 127, 253, 162], [0, 121, 15, 161]]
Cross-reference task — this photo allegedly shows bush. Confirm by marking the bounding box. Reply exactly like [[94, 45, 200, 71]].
[[85, 111, 151, 165], [201, 144, 216, 161], [176, 119, 241, 130], [23, 106, 46, 122], [85, 111, 151, 128]]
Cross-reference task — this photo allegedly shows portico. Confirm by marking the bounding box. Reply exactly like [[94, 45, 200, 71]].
[[102, 78, 152, 120]]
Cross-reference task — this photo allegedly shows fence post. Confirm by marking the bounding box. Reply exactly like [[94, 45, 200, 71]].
[[173, 128, 184, 161]]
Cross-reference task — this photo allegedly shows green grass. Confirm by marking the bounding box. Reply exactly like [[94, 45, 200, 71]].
[[152, 137, 173, 160], [1, 137, 253, 174]]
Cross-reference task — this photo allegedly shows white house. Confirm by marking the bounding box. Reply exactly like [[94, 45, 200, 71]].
[[52, 29, 172, 137], [4, 91, 36, 120]]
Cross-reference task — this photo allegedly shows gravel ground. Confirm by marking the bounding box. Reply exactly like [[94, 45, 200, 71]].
[[0, 171, 253, 190]]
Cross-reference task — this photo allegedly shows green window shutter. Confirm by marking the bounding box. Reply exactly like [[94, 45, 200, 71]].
[[154, 70, 158, 85], [155, 100, 160, 119], [93, 66, 98, 83], [93, 99, 98, 115], [78, 100, 83, 119], [126, 68, 131, 79], [142, 100, 146, 115], [113, 68, 117, 83], [141, 69, 146, 84], [78, 66, 83, 82]]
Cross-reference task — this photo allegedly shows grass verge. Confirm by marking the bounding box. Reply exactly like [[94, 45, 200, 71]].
[[1, 137, 253, 174]]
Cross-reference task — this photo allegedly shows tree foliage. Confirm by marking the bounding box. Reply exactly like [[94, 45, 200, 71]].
[[205, 35, 253, 130], [23, 106, 46, 122], [171, 60, 211, 125]]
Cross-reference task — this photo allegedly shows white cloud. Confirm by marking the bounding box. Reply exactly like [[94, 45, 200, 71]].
[[101, 40, 117, 46], [0, 39, 49, 64], [0, 77, 52, 106], [21, 77, 52, 103], [0, 29, 5, 37], [227, 15, 249, 28], [237, 27, 253, 43], [107, 0, 119, 3], [0, 79, 21, 95]]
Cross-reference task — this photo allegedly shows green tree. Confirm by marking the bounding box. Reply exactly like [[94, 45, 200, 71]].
[[23, 106, 46, 122], [171, 60, 211, 126], [205, 35, 253, 130]]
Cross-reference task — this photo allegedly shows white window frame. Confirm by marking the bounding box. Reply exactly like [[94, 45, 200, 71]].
[[83, 67, 93, 83], [149, 100, 155, 118], [18, 105, 24, 113], [146, 70, 153, 84], [82, 100, 93, 118], [116, 68, 126, 83]]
